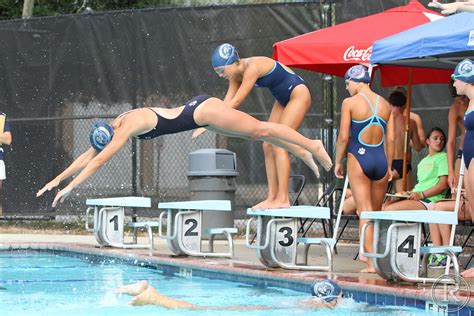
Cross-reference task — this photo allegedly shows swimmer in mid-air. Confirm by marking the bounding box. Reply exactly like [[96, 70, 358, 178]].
[[37, 95, 332, 206]]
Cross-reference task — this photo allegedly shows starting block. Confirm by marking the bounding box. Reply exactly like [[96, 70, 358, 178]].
[[245, 206, 334, 271], [360, 210, 461, 284], [157, 200, 237, 258], [85, 197, 155, 249]]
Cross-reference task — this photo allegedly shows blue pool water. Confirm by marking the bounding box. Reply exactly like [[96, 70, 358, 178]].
[[0, 250, 431, 315]]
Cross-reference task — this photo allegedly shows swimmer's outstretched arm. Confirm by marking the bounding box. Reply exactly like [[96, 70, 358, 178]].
[[36, 148, 97, 197], [50, 128, 131, 207]]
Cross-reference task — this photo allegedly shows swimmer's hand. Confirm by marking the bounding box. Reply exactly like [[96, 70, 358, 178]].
[[36, 179, 61, 197], [428, 1, 460, 15], [334, 162, 344, 179], [52, 186, 72, 207], [192, 128, 207, 138]]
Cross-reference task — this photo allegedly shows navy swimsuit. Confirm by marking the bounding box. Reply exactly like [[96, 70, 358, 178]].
[[254, 61, 306, 106], [464, 110, 474, 169], [348, 93, 388, 181], [137, 95, 210, 140]]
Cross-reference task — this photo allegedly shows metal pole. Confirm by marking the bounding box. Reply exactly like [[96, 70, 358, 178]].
[[324, 75, 334, 187], [321, 1, 335, 190], [22, 0, 35, 19], [402, 69, 413, 191], [131, 28, 138, 222]]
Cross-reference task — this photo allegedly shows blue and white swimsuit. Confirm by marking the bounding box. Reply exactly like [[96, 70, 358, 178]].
[[347, 93, 388, 181], [254, 61, 306, 106], [137, 95, 210, 140], [464, 109, 474, 169]]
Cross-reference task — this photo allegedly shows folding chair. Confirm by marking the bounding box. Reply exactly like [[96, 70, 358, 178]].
[[288, 174, 306, 207], [299, 180, 338, 238]]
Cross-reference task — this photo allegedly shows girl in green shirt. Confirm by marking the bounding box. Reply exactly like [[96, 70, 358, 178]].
[[383, 127, 449, 211]]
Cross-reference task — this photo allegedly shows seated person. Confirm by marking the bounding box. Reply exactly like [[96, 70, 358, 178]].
[[427, 196, 472, 268], [383, 127, 449, 211], [114, 279, 342, 309], [341, 188, 357, 215]]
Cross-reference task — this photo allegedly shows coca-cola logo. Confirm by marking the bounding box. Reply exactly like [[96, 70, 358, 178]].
[[343, 46, 372, 62]]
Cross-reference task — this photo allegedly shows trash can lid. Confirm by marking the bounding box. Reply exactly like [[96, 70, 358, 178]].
[[188, 148, 239, 177]]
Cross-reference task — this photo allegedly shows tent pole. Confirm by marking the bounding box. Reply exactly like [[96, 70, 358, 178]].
[[402, 68, 413, 192]]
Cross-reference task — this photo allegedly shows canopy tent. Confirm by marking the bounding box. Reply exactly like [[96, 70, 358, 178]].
[[272, 1, 445, 86], [371, 12, 474, 71], [371, 12, 474, 266], [370, 12, 474, 189]]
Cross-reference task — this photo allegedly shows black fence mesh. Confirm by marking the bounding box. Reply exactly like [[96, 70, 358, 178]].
[[1, 1, 455, 218]]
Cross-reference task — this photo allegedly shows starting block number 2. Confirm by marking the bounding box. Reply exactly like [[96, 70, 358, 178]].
[[184, 219, 199, 236]]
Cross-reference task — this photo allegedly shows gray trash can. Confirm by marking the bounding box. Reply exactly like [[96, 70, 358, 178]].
[[188, 149, 238, 239]]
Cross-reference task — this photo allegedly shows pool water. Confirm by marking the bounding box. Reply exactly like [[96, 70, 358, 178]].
[[0, 251, 431, 316]]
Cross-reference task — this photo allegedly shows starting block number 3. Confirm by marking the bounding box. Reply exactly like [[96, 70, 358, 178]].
[[273, 220, 297, 264], [278, 226, 294, 247]]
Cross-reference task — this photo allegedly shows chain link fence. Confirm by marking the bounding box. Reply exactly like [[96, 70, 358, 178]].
[[1, 1, 454, 220]]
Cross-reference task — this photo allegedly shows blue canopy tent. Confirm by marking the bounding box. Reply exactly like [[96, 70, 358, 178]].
[[371, 12, 474, 71], [370, 12, 474, 256], [369, 12, 474, 191]]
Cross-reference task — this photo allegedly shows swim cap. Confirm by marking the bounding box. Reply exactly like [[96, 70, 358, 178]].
[[452, 59, 474, 84], [90, 121, 114, 152], [344, 65, 371, 83], [311, 279, 342, 303], [211, 43, 240, 68]]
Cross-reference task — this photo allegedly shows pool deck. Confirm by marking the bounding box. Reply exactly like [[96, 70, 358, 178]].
[[1, 233, 473, 312]]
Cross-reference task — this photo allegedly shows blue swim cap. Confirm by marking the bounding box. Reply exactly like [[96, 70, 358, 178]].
[[452, 59, 474, 84], [90, 121, 114, 152], [211, 43, 240, 68], [311, 279, 342, 303], [344, 65, 371, 83]]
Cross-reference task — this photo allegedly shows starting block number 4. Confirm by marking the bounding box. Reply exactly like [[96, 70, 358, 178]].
[[391, 224, 420, 278]]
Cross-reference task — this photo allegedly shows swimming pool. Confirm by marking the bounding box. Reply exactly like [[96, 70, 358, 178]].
[[0, 250, 432, 315]]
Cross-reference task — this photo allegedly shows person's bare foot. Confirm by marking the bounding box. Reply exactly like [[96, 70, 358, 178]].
[[301, 150, 320, 178], [264, 199, 290, 209], [359, 254, 368, 263], [115, 280, 149, 296], [311, 140, 333, 171], [360, 266, 376, 273], [461, 268, 474, 278], [252, 199, 274, 210]]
